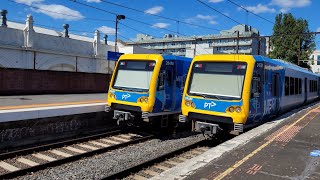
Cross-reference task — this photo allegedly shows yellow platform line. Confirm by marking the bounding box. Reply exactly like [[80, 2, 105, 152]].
[[0, 100, 105, 110], [214, 105, 320, 180]]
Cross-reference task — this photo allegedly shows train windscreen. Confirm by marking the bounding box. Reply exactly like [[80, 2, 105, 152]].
[[113, 60, 156, 92], [188, 62, 247, 100]]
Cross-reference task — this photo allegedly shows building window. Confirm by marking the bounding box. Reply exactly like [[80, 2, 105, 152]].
[[317, 55, 320, 65]]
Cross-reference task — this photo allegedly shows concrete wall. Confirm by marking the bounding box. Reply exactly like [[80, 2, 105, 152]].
[[0, 68, 111, 95], [0, 17, 115, 74], [0, 112, 115, 151]]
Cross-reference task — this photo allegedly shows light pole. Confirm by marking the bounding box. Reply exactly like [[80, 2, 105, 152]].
[[115, 14, 125, 52]]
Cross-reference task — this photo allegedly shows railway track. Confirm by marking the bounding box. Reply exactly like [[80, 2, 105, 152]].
[[0, 129, 154, 179], [103, 140, 212, 180]]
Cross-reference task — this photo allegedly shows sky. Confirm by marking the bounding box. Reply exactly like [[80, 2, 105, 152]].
[[1, 0, 320, 48]]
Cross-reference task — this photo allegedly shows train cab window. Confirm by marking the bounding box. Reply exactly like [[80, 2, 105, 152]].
[[294, 78, 299, 95], [290, 77, 294, 95], [285, 76, 289, 96]]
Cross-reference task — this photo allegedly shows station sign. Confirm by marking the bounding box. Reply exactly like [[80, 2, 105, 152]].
[[107, 51, 124, 61]]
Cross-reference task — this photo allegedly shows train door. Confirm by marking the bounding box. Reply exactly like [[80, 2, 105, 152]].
[[304, 78, 308, 103], [164, 60, 175, 110], [272, 73, 280, 113], [249, 63, 264, 123], [318, 77, 320, 96]]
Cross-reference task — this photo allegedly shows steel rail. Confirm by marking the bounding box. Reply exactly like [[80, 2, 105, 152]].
[[0, 129, 154, 179]]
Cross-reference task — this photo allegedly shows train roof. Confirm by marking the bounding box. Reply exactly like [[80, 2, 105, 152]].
[[162, 55, 192, 62], [253, 56, 319, 76]]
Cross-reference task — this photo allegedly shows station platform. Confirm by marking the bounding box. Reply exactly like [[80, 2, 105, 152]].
[[0, 93, 107, 122], [154, 102, 320, 180]]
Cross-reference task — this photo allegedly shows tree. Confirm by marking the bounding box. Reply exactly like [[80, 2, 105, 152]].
[[269, 13, 315, 68]]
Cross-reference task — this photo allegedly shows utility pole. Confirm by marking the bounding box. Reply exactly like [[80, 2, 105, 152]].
[[115, 15, 125, 52], [236, 31, 239, 54], [298, 35, 301, 65]]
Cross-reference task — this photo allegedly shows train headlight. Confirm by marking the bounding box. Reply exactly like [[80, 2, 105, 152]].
[[139, 97, 148, 103], [191, 102, 196, 108], [235, 107, 241, 113], [229, 106, 235, 113], [185, 101, 191, 106], [109, 93, 116, 99]]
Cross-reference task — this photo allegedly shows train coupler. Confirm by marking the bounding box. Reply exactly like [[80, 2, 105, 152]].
[[194, 121, 222, 139], [113, 110, 134, 125]]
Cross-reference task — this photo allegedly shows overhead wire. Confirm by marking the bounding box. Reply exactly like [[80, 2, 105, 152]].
[[8, 0, 115, 23], [226, 0, 275, 24], [99, 0, 225, 33], [69, 0, 213, 54], [196, 0, 243, 26]]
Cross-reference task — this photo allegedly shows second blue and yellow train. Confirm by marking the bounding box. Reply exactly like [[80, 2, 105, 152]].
[[179, 54, 319, 136]]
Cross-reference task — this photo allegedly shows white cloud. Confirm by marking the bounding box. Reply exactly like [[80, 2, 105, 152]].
[[35, 4, 84, 21], [152, 23, 170, 28], [85, 0, 101, 2], [271, 0, 311, 9], [209, 0, 224, 3], [144, 6, 164, 15], [186, 14, 218, 25], [196, 14, 215, 20], [15, 0, 43, 5], [209, 20, 218, 25], [280, 8, 290, 13], [240, 4, 276, 14], [317, 27, 320, 32], [97, 26, 116, 35]]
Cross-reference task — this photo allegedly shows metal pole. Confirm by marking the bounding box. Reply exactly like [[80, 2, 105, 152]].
[[268, 36, 271, 56], [258, 37, 260, 55], [236, 31, 239, 54], [298, 35, 301, 65], [115, 16, 118, 52]]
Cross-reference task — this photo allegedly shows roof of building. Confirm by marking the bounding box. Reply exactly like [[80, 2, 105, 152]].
[[127, 24, 262, 44], [6, 21, 115, 45]]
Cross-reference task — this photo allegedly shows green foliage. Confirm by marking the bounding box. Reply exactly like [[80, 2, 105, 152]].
[[269, 13, 316, 68]]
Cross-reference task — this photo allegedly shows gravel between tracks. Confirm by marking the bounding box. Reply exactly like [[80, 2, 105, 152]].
[[14, 132, 204, 180]]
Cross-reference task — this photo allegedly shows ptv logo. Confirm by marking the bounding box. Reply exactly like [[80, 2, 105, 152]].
[[204, 101, 216, 109], [122, 93, 131, 100]]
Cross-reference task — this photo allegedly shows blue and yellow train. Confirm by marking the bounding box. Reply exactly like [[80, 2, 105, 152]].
[[179, 54, 320, 136], [105, 54, 192, 127]]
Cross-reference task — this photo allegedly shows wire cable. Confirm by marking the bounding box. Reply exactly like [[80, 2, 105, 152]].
[[226, 0, 274, 24], [196, 0, 243, 25], [8, 0, 115, 22], [99, 0, 224, 33]]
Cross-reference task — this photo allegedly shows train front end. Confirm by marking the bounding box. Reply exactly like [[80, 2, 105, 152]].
[[105, 54, 162, 125], [179, 55, 255, 136]]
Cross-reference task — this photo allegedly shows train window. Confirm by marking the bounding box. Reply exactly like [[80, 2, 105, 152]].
[[157, 72, 165, 90], [310, 80, 312, 92], [272, 75, 277, 97], [298, 79, 302, 94], [316, 81, 318, 92], [290, 77, 294, 95], [285, 76, 289, 96], [294, 78, 298, 95], [312, 81, 314, 92]]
